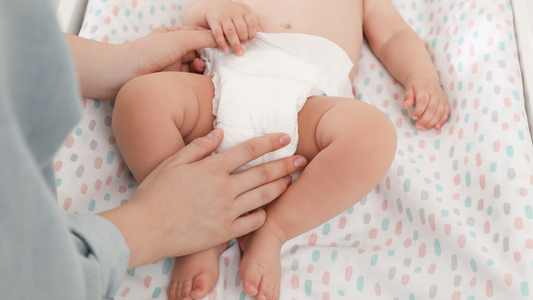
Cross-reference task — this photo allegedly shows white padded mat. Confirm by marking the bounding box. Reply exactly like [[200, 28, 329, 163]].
[[54, 0, 533, 299]]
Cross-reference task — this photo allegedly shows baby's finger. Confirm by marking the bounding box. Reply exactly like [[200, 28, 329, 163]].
[[244, 14, 258, 40], [403, 85, 415, 108], [415, 95, 436, 131], [411, 89, 430, 121], [233, 17, 249, 45], [211, 23, 229, 52], [425, 98, 445, 129], [222, 21, 244, 56], [436, 103, 450, 129], [190, 58, 206, 74]]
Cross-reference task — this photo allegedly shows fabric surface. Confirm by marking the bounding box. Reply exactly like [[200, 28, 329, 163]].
[[55, 0, 533, 299], [201, 32, 353, 173], [0, 0, 130, 299]]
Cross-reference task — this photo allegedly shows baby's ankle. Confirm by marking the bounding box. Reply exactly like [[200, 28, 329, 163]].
[[260, 219, 289, 246]]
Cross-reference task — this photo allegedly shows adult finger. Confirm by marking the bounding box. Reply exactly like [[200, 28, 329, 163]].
[[216, 133, 291, 173], [169, 129, 224, 165], [232, 155, 306, 195], [233, 177, 292, 217], [151, 25, 208, 34], [222, 20, 244, 56], [170, 29, 218, 52], [228, 208, 266, 239], [244, 14, 258, 40], [181, 51, 197, 64], [403, 85, 415, 108], [233, 17, 249, 44], [411, 89, 429, 121], [210, 23, 229, 52]]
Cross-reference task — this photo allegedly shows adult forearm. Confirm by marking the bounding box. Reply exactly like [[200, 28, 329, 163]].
[[65, 34, 133, 100], [375, 28, 440, 86]]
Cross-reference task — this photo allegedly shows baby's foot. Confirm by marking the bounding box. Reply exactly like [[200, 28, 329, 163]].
[[167, 243, 227, 300], [239, 222, 286, 300]]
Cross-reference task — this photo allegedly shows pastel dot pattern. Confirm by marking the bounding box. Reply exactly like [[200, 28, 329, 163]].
[[53, 0, 533, 299]]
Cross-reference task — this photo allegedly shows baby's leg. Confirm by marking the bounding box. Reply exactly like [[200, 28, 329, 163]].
[[239, 97, 397, 300], [113, 72, 222, 300]]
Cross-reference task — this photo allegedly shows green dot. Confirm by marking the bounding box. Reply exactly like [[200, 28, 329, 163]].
[[487, 259, 494, 266], [410, 293, 415, 300], [404, 179, 411, 192], [414, 267, 421, 273], [464, 113, 470, 123], [127, 268, 135, 276], [125, 9, 131, 17], [107, 151, 115, 164], [458, 61, 463, 71], [467, 296, 475, 300], [128, 183, 135, 189], [152, 287, 161, 298], [371, 254, 378, 266], [521, 281, 530, 297], [160, 5, 165, 11], [474, 31, 479, 38], [477, 87, 483, 94], [94, 100, 101, 108], [104, 193, 110, 201], [506, 145, 514, 157], [388, 251, 395, 256], [466, 172, 471, 187], [490, 163, 497, 172], [110, 101, 115, 108], [444, 16, 448, 24], [470, 259, 478, 272], [95, 9, 101, 16], [413, 230, 419, 241], [488, 206, 493, 216], [356, 276, 364, 292], [514, 90, 520, 100], [525, 205, 533, 219], [322, 223, 330, 235], [88, 199, 96, 212], [415, 167, 421, 173], [347, 207, 354, 214], [458, 81, 463, 91], [406, 208, 413, 222], [56, 178, 62, 187], [150, 6, 155, 15], [364, 78, 370, 86], [432, 38, 438, 47], [470, 231, 476, 238], [138, 11, 143, 20], [75, 128, 82, 136], [312, 250, 320, 262], [509, 32, 514, 41], [435, 184, 443, 192], [331, 250, 338, 261], [178, 4, 182, 10], [305, 280, 312, 297], [465, 197, 472, 208], [460, 12, 465, 20], [239, 291, 246, 300], [162, 258, 171, 275], [434, 239, 441, 256], [434, 139, 441, 150], [111, 29, 117, 35], [500, 42, 506, 51], [382, 218, 389, 231], [479, 134, 484, 142], [465, 143, 471, 153], [338, 290, 345, 296], [413, 130, 419, 136], [379, 71, 384, 78], [441, 210, 449, 217], [519, 130, 524, 141], [484, 54, 490, 61]]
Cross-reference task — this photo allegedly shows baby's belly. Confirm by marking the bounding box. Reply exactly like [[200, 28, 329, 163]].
[[237, 0, 363, 81]]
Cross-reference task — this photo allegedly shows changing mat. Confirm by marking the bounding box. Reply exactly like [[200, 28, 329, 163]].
[[54, 0, 533, 299]]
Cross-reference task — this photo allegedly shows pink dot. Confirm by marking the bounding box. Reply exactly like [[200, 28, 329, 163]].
[[514, 251, 521, 262], [493, 141, 500, 153], [428, 263, 436, 274], [454, 26, 459, 35], [382, 200, 388, 210], [452, 291, 461, 300], [393, 93, 399, 100], [370, 63, 376, 70], [435, 128, 442, 135], [488, 36, 494, 46], [478, 199, 484, 211], [454, 174, 461, 185], [113, 6, 119, 16], [386, 177, 390, 190], [358, 249, 365, 254], [405, 132, 412, 138], [393, 79, 398, 85], [450, 81, 454, 91], [504, 97, 512, 107], [104, 17, 111, 25], [526, 238, 533, 249], [119, 185, 127, 193], [505, 273, 513, 286], [419, 140, 425, 149], [94, 157, 103, 169], [81, 98, 87, 110], [513, 114, 520, 122], [502, 123, 509, 130], [458, 234, 466, 248], [291, 275, 299, 289], [458, 128, 464, 139], [132, 0, 137, 8], [457, 221, 462, 226], [468, 82, 474, 91], [148, 24, 154, 31], [208, 290, 218, 300], [470, 277, 477, 286], [509, 76, 515, 84], [106, 176, 112, 185], [481, 246, 488, 253], [474, 121, 479, 132], [322, 292, 330, 300], [224, 279, 227, 290], [486, 280, 494, 297], [144, 275, 152, 288], [121, 287, 130, 297], [395, 221, 402, 235], [468, 20, 474, 28], [507, 19, 512, 26], [375, 283, 381, 296], [109, 137, 116, 145], [338, 217, 346, 229], [65, 137, 74, 148], [54, 161, 63, 172], [484, 221, 490, 234], [307, 265, 314, 273], [449, 65, 454, 74], [496, 23, 502, 30], [404, 238, 412, 248], [345, 266, 353, 282], [401, 274, 410, 285], [455, 115, 460, 123], [457, 48, 462, 56], [474, 98, 479, 109], [437, 197, 442, 202], [116, 162, 125, 177], [472, 64, 478, 74], [514, 217, 524, 230], [464, 156, 468, 165], [445, 224, 451, 236], [429, 155, 436, 162], [373, 245, 381, 251], [321, 271, 330, 285], [63, 197, 72, 211], [102, 35, 109, 43], [527, 154, 531, 162], [480, 175, 486, 189], [396, 118, 402, 128], [419, 243, 426, 258], [369, 228, 378, 239], [429, 214, 436, 231], [499, 4, 505, 11], [449, 126, 454, 135], [309, 233, 317, 245], [386, 239, 392, 246], [330, 242, 337, 247], [520, 188, 528, 197], [81, 184, 88, 195], [471, 1, 476, 9], [171, 3, 177, 10], [382, 100, 389, 108], [95, 179, 102, 190], [224, 256, 230, 267], [409, 158, 416, 164]]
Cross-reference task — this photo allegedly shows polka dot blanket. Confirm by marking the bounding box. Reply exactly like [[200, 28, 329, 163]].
[[54, 0, 533, 299]]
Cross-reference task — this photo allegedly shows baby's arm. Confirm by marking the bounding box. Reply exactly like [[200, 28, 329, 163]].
[[363, 0, 449, 130], [183, 0, 260, 56]]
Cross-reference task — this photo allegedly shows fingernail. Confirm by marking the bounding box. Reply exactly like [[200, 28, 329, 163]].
[[280, 134, 290, 145], [412, 116, 418, 120], [435, 124, 441, 129], [416, 125, 426, 131], [294, 157, 307, 168], [223, 47, 229, 52], [284, 175, 292, 185], [207, 129, 221, 139], [237, 49, 244, 56]]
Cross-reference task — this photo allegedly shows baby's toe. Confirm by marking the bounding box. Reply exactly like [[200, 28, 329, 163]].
[[190, 271, 217, 299]]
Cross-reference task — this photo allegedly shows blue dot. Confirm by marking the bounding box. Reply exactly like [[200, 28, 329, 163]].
[[406, 208, 413, 222], [458, 81, 463, 91], [305, 280, 312, 296], [499, 42, 506, 51], [519, 130, 524, 141], [506, 145, 514, 157], [138, 11, 143, 20], [379, 71, 384, 78], [357, 276, 364, 292], [460, 12, 465, 20], [477, 87, 483, 94], [474, 31, 479, 38], [56, 178, 62, 187], [94, 100, 101, 108], [441, 210, 449, 217], [487, 259, 494, 266], [364, 78, 370, 86], [434, 139, 441, 150], [434, 239, 441, 256], [484, 54, 490, 61], [458, 61, 463, 72], [470, 231, 476, 238], [322, 223, 330, 235], [239, 291, 247, 300], [161, 5, 166, 11], [388, 251, 395, 256], [404, 179, 411, 192], [125, 9, 131, 17], [467, 296, 475, 300], [75, 128, 82, 136], [331, 250, 338, 261], [413, 230, 419, 241], [128, 183, 135, 189], [347, 207, 354, 214], [435, 184, 443, 192], [465, 197, 472, 207], [409, 293, 415, 300], [127, 268, 135, 276], [371, 254, 378, 266], [459, 37, 464, 45], [150, 6, 155, 15], [479, 134, 484, 142], [525, 205, 533, 219], [432, 38, 438, 48], [413, 130, 419, 136], [514, 90, 520, 100], [521, 281, 530, 297], [104, 193, 110, 201], [95, 9, 102, 16], [490, 163, 497, 172], [178, 4, 182, 10], [418, 13, 423, 21], [466, 143, 471, 152], [111, 29, 117, 35], [414, 267, 421, 273], [444, 16, 448, 24], [338, 290, 345, 296], [312, 250, 320, 262], [88, 199, 96, 212], [464, 113, 470, 123], [466, 172, 471, 187], [382, 218, 389, 231], [107, 151, 115, 164], [162, 258, 172, 274], [470, 259, 478, 272], [488, 206, 493, 216], [509, 32, 514, 41], [152, 287, 161, 298]]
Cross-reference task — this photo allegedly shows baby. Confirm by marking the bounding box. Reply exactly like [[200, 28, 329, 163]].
[[113, 0, 449, 299]]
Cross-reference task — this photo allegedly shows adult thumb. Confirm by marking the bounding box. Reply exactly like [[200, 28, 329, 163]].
[[169, 129, 224, 165]]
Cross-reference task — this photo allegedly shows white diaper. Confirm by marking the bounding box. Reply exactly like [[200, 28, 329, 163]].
[[199, 33, 354, 173]]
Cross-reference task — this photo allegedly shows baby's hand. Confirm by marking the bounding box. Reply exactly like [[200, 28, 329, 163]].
[[403, 73, 450, 131], [206, 1, 261, 56]]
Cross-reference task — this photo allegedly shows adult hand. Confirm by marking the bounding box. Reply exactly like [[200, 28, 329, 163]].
[[66, 26, 216, 100], [98, 129, 308, 269]]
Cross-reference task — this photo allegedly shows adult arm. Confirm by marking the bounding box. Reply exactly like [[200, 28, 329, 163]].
[[65, 26, 216, 100]]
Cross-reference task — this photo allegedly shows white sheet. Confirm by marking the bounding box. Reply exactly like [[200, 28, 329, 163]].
[[54, 0, 533, 298]]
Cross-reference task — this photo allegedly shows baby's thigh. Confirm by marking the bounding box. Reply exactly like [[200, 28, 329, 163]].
[[114, 72, 216, 143]]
